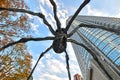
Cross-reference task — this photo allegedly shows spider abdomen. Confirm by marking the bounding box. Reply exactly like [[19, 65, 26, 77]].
[[52, 36, 67, 53]]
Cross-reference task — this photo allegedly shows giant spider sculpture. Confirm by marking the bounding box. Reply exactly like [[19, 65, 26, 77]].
[[0, 0, 119, 80]]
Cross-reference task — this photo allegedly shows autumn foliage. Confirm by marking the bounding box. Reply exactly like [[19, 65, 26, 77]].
[[0, 0, 32, 80], [0, 0, 30, 47], [0, 44, 32, 80]]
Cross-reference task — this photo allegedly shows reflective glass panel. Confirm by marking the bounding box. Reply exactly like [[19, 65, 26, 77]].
[[112, 37, 120, 45], [94, 31, 107, 45], [99, 32, 112, 41], [98, 41, 108, 50], [115, 58, 120, 66], [86, 29, 95, 38], [102, 45, 113, 55], [89, 34, 94, 40], [108, 34, 118, 40], [91, 30, 103, 42], [95, 39, 101, 46], [107, 48, 120, 61]]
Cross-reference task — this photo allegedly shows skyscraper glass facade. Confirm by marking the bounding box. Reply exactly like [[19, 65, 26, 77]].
[[80, 27, 120, 67], [68, 15, 120, 80]]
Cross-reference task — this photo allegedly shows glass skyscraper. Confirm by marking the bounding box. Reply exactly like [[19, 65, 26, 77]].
[[68, 15, 120, 80]]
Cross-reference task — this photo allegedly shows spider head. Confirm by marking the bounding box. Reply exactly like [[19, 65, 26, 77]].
[[52, 28, 67, 53], [55, 28, 67, 34]]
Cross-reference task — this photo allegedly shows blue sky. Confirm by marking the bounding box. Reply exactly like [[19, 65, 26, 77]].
[[23, 0, 120, 80]]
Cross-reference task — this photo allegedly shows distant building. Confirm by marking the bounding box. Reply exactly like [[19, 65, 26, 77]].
[[74, 74, 83, 80], [67, 15, 120, 80]]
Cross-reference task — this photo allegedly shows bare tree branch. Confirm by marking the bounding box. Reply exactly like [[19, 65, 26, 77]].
[[0, 8, 56, 35], [0, 37, 54, 51], [65, 0, 90, 31], [49, 0, 61, 29]]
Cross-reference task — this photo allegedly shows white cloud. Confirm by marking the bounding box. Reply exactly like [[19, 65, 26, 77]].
[[67, 43, 82, 77], [40, 0, 52, 9], [30, 23, 39, 34], [26, 13, 34, 20], [116, 13, 120, 18], [58, 9, 68, 28], [27, 1, 120, 80], [39, 73, 67, 80], [32, 59, 45, 72], [25, 13, 43, 35], [25, 13, 39, 34], [86, 4, 120, 18], [31, 43, 81, 80], [39, 5, 48, 18], [39, 0, 68, 29], [46, 58, 67, 74], [67, 44, 76, 61], [115, 9, 120, 18], [29, 0, 81, 80], [86, 5, 109, 17], [47, 13, 56, 30], [36, 17, 43, 25], [39, 1, 57, 32], [31, 54, 68, 80]]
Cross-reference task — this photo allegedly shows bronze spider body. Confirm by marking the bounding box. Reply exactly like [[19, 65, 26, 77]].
[[53, 28, 67, 53], [1, 0, 117, 80]]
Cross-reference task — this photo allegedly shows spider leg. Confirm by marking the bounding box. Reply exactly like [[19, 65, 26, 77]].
[[0, 37, 55, 51], [27, 45, 52, 80], [65, 50, 71, 80], [67, 23, 120, 37], [67, 24, 81, 37], [65, 0, 90, 31], [0, 8, 56, 35], [49, 0, 61, 29], [67, 39, 93, 55], [67, 39, 113, 79]]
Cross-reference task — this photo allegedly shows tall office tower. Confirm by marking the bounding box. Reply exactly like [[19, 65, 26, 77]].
[[67, 15, 120, 80]]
